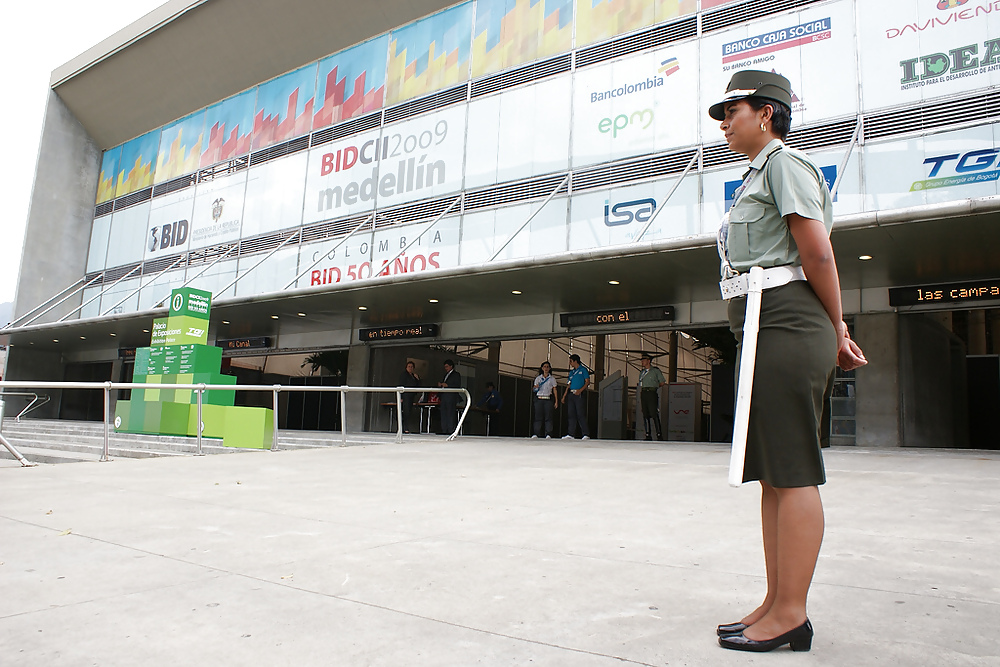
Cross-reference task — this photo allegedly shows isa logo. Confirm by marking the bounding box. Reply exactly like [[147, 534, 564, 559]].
[[604, 198, 657, 226], [724, 165, 837, 211]]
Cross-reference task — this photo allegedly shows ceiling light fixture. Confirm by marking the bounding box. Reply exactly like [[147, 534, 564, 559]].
[[859, 255, 873, 261], [297, 312, 306, 317], [358, 306, 367, 311], [221, 320, 230, 325], [608, 280, 620, 285], [270, 315, 279, 320], [429, 299, 439, 303], [511, 290, 522, 295], [110, 333, 117, 337]]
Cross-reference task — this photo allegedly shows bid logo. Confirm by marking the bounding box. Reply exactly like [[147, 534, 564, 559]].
[[604, 198, 656, 227], [912, 148, 1000, 191], [148, 220, 189, 253]]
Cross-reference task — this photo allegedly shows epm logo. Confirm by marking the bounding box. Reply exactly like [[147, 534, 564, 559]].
[[911, 148, 1000, 191]]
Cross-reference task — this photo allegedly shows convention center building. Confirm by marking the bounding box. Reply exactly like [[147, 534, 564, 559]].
[[5, 0, 1000, 448]]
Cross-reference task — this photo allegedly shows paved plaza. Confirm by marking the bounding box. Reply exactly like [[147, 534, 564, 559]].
[[1, 437, 997, 666]]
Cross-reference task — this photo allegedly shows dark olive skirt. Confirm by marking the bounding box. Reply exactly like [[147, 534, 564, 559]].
[[728, 280, 836, 488]]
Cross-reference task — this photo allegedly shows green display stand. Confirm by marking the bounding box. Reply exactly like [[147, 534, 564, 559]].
[[114, 287, 273, 449]]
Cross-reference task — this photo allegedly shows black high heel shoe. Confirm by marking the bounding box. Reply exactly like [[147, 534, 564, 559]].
[[716, 622, 747, 636], [718, 619, 813, 652]]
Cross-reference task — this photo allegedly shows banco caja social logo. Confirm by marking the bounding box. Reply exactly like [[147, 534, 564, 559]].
[[911, 148, 1000, 191], [149, 220, 189, 253]]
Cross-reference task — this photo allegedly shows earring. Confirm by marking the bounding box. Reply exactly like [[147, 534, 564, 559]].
[[760, 123, 766, 132]]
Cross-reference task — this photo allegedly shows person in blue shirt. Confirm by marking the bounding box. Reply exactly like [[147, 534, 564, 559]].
[[561, 354, 590, 440], [476, 382, 503, 412]]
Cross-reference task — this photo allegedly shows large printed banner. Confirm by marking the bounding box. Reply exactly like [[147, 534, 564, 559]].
[[465, 74, 572, 188], [864, 123, 1000, 211], [569, 176, 700, 251], [386, 2, 474, 105], [201, 90, 255, 167], [242, 152, 309, 238], [573, 41, 699, 168], [314, 36, 389, 129], [576, 0, 696, 47], [858, 0, 1000, 111], [115, 130, 160, 198], [155, 110, 205, 184], [459, 200, 569, 264], [699, 0, 857, 142], [96, 147, 120, 204], [304, 105, 467, 224], [189, 171, 247, 251], [298, 216, 461, 289], [472, 0, 573, 78], [253, 64, 317, 151]]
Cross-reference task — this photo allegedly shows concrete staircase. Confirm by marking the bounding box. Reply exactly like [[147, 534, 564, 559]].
[[0, 419, 353, 464]]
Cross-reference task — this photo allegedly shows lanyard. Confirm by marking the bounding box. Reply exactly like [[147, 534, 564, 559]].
[[718, 144, 784, 279]]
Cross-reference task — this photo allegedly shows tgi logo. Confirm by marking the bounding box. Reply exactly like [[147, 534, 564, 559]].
[[912, 148, 1000, 191], [149, 220, 189, 252], [604, 198, 656, 226]]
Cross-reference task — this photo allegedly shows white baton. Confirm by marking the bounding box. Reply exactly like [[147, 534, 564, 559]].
[[729, 266, 765, 488]]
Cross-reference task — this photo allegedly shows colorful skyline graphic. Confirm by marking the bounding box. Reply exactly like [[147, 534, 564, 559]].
[[575, 0, 696, 47], [115, 129, 160, 198], [472, 0, 573, 78], [155, 110, 205, 183], [314, 35, 389, 130], [97, 146, 121, 204], [201, 89, 255, 168], [253, 64, 317, 151], [386, 2, 474, 105]]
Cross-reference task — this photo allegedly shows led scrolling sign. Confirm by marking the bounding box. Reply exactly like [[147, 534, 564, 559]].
[[889, 279, 1000, 307], [560, 306, 675, 328]]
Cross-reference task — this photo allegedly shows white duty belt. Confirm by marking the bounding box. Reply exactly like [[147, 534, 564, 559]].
[[719, 265, 806, 300]]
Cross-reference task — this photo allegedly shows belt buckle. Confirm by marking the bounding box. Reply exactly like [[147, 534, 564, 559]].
[[719, 274, 746, 300]]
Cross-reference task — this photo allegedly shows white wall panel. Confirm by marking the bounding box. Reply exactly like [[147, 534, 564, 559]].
[[242, 152, 309, 237], [87, 215, 112, 273], [106, 203, 151, 268]]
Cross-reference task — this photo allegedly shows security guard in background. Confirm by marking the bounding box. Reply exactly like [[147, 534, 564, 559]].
[[638, 353, 666, 441]]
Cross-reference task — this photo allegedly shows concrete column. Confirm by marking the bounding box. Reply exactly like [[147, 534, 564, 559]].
[[968, 310, 987, 356], [668, 331, 678, 383], [13, 91, 100, 323], [593, 335, 606, 385], [345, 344, 371, 431], [854, 313, 901, 447]]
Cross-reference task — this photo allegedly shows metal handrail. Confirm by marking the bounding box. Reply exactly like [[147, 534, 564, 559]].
[[0, 392, 52, 427], [633, 149, 700, 243], [831, 118, 862, 200], [382, 194, 463, 273], [0, 380, 471, 466], [490, 174, 570, 261], [6, 274, 103, 329], [58, 263, 143, 322], [101, 254, 186, 316], [218, 230, 301, 296]]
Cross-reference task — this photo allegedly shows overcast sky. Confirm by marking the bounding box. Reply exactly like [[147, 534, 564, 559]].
[[0, 1, 168, 306]]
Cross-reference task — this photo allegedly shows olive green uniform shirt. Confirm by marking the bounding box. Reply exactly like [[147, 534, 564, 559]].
[[724, 138, 834, 275], [638, 366, 665, 389]]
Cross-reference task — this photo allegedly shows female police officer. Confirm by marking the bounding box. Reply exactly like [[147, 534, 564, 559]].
[[710, 70, 867, 652]]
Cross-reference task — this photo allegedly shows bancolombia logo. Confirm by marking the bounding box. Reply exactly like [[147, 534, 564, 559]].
[[149, 220, 189, 253], [911, 148, 1000, 191], [899, 39, 1000, 89], [317, 119, 450, 213]]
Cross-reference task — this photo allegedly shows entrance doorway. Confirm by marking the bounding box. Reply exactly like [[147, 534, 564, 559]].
[[899, 308, 1000, 449], [366, 329, 735, 440], [225, 350, 349, 431]]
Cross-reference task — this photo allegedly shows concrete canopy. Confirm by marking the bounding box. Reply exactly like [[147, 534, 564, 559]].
[[51, 0, 456, 149]]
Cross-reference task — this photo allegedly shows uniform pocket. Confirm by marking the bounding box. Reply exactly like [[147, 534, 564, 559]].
[[727, 203, 765, 265]]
